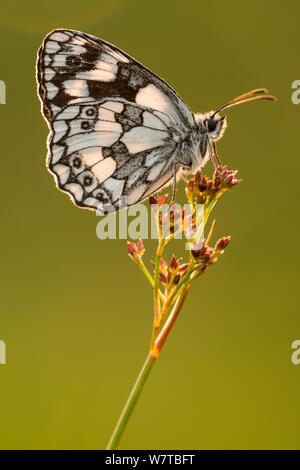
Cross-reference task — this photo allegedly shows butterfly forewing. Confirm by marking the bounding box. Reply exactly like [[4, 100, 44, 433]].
[[37, 29, 196, 211]]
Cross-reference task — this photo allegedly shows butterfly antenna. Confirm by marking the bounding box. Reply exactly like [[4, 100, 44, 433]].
[[212, 88, 277, 117]]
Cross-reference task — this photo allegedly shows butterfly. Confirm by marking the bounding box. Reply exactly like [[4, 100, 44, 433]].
[[37, 29, 275, 213]]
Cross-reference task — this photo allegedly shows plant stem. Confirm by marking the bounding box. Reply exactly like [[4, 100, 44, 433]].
[[154, 283, 191, 355], [153, 248, 162, 327], [138, 261, 166, 303], [106, 353, 156, 450], [138, 260, 155, 287], [106, 283, 191, 450], [160, 264, 194, 320]]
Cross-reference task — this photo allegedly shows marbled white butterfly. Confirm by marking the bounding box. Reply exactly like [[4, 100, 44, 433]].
[[37, 29, 275, 213]]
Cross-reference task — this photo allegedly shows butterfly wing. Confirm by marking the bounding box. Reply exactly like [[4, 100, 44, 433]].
[[37, 29, 195, 131], [47, 98, 180, 212], [37, 29, 196, 211]]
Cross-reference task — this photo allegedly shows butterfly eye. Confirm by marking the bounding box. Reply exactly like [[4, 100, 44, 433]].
[[206, 118, 218, 133]]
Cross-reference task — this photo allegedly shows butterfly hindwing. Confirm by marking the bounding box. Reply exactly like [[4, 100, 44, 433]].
[[48, 99, 179, 212], [37, 29, 195, 131]]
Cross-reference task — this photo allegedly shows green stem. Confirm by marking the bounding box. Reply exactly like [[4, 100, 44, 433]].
[[138, 261, 155, 287], [153, 240, 165, 330], [194, 197, 217, 246], [154, 247, 162, 296], [137, 261, 166, 303], [106, 353, 156, 450], [154, 283, 191, 355], [160, 264, 194, 319]]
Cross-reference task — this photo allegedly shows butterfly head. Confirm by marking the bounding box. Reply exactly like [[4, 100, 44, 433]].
[[204, 113, 227, 142], [195, 112, 227, 143]]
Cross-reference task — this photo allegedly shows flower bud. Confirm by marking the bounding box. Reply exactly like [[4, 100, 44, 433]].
[[215, 236, 231, 251], [173, 274, 181, 285], [159, 272, 167, 285], [127, 239, 145, 263]]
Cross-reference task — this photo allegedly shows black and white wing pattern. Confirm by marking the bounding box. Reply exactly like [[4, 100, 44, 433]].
[[45, 98, 181, 213], [37, 29, 196, 212]]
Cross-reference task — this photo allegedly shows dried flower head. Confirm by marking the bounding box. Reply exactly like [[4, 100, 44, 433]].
[[127, 238, 145, 264], [127, 165, 240, 359], [156, 255, 190, 289], [186, 166, 241, 204]]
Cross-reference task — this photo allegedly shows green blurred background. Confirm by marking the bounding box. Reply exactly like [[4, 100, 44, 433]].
[[0, 0, 299, 450]]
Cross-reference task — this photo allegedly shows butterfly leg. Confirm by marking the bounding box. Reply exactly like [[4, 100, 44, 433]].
[[171, 160, 192, 203], [212, 142, 222, 167], [207, 141, 223, 177], [171, 163, 178, 203]]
